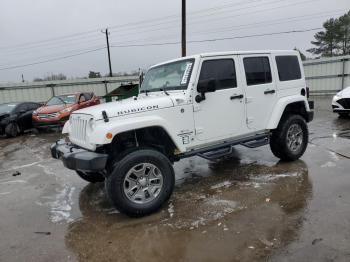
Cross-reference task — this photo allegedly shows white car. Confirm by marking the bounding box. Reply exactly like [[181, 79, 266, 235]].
[[51, 50, 314, 217], [332, 87, 350, 117]]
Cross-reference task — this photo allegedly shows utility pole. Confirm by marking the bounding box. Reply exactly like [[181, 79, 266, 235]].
[[21, 74, 24, 82], [181, 0, 186, 57], [101, 28, 113, 77]]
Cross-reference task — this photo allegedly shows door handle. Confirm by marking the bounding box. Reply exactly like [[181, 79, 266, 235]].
[[264, 89, 276, 95], [230, 94, 244, 100]]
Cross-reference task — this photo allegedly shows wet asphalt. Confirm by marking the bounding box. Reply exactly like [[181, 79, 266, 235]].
[[0, 96, 349, 262]]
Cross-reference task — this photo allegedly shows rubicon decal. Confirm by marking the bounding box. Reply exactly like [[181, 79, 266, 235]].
[[117, 105, 159, 116]]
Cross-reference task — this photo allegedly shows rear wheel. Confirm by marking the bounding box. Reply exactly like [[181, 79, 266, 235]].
[[270, 114, 308, 161], [106, 149, 175, 217], [5, 122, 20, 137], [76, 171, 105, 183]]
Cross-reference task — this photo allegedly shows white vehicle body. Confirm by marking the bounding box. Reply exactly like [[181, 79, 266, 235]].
[[332, 86, 350, 115], [62, 50, 312, 154], [52, 50, 314, 217]]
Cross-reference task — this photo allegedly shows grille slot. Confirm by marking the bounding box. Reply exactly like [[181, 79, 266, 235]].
[[38, 113, 59, 119], [70, 116, 89, 143]]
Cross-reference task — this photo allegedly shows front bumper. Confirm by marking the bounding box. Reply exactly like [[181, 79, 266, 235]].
[[51, 139, 108, 172], [32, 115, 68, 128]]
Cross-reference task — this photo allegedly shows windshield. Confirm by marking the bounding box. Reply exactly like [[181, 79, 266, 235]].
[[0, 103, 17, 114], [141, 59, 194, 92], [46, 95, 76, 106]]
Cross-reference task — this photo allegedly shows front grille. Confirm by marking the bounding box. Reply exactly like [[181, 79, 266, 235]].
[[337, 98, 350, 109], [38, 113, 59, 119], [70, 116, 88, 143]]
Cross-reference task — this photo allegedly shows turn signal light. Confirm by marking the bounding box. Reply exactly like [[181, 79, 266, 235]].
[[106, 133, 113, 140]]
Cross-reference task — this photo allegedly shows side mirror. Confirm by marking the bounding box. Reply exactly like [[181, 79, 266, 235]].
[[19, 110, 26, 114], [196, 79, 216, 103]]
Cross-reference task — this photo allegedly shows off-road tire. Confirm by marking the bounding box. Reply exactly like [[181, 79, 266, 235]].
[[106, 149, 175, 217], [5, 122, 20, 138], [270, 114, 308, 161], [76, 171, 105, 183]]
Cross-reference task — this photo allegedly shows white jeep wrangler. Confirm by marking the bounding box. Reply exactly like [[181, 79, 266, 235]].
[[51, 50, 314, 217]]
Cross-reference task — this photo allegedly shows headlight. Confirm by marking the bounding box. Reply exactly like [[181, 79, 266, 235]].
[[33, 110, 37, 115], [60, 107, 73, 113]]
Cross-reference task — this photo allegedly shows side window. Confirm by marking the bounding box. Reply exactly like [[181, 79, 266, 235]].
[[79, 94, 86, 103], [199, 59, 237, 90], [275, 56, 301, 81], [84, 93, 92, 100], [243, 57, 272, 86], [15, 104, 27, 113], [30, 103, 40, 110]]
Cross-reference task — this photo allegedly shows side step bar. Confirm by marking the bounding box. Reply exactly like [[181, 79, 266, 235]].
[[179, 133, 270, 160], [240, 136, 269, 148], [198, 147, 233, 161]]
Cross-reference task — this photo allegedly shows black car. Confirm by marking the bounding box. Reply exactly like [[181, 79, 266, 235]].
[[0, 102, 42, 137]]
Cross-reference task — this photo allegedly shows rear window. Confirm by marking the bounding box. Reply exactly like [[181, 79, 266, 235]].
[[243, 57, 272, 86], [275, 56, 301, 81]]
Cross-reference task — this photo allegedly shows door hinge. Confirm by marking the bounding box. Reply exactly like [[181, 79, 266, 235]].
[[193, 105, 201, 112], [246, 117, 254, 124], [245, 97, 253, 103], [195, 127, 204, 134]]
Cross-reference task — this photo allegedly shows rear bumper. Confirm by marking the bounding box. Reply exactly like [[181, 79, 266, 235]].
[[51, 139, 108, 172], [306, 111, 314, 122], [307, 100, 314, 122]]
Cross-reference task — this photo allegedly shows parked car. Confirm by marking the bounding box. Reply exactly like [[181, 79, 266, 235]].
[[51, 50, 314, 217], [33, 92, 100, 128], [332, 86, 350, 117], [0, 102, 42, 137]]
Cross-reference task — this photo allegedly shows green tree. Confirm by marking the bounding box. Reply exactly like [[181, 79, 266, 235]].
[[307, 18, 340, 57], [88, 71, 101, 78], [338, 11, 350, 55], [308, 11, 350, 57]]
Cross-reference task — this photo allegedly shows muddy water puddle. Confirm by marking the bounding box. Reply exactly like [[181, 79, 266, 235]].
[[66, 158, 311, 262]]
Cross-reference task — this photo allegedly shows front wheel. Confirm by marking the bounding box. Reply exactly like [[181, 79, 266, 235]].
[[106, 149, 175, 217], [5, 122, 20, 137], [270, 114, 308, 161]]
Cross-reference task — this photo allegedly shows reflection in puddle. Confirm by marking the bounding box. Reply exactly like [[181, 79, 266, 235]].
[[65, 156, 312, 262]]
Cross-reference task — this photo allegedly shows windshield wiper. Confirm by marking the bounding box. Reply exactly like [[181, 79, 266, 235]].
[[140, 89, 149, 96], [159, 88, 169, 96], [57, 97, 67, 105]]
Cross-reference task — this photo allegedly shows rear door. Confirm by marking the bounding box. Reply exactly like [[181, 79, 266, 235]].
[[193, 56, 245, 142], [240, 55, 277, 131]]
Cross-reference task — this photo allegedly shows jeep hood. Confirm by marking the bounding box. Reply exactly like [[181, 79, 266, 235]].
[[73, 94, 175, 120]]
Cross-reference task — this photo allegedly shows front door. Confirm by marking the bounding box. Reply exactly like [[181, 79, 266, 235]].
[[193, 56, 245, 142], [240, 55, 277, 131]]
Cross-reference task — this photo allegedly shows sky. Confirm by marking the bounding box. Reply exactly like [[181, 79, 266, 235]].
[[0, 0, 349, 83]]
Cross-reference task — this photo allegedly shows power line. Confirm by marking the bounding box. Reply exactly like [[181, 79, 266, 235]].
[[110, 28, 322, 48], [0, 0, 264, 51], [0, 0, 313, 53], [0, 0, 322, 56], [0, 27, 321, 71], [0, 9, 340, 64], [0, 47, 105, 70]]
